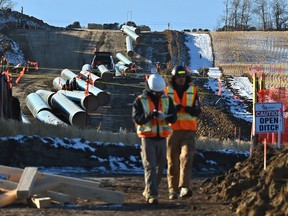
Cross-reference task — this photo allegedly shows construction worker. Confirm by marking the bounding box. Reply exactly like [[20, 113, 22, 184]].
[[132, 74, 177, 204], [165, 65, 201, 200], [70, 77, 79, 91], [156, 61, 161, 73]]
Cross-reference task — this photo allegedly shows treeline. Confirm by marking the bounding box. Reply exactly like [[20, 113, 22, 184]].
[[220, 0, 288, 31], [66, 21, 151, 32]]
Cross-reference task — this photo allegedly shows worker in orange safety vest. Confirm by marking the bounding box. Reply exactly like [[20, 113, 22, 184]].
[[132, 74, 177, 204], [164, 65, 201, 200]]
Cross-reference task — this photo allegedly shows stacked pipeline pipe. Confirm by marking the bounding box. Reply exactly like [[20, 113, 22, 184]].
[[36, 89, 89, 127], [53, 77, 100, 112], [121, 25, 141, 57], [121, 25, 141, 43], [97, 65, 114, 82], [26, 92, 68, 127], [115, 25, 142, 75], [61, 69, 110, 106], [78, 70, 106, 89]]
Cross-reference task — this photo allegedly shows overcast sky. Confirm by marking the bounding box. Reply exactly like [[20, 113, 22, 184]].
[[14, 0, 225, 31]]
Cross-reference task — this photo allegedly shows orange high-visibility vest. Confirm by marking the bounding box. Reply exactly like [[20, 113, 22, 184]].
[[165, 86, 197, 131], [136, 94, 172, 138]]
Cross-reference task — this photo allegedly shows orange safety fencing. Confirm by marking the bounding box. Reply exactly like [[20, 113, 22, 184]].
[[257, 88, 288, 145]]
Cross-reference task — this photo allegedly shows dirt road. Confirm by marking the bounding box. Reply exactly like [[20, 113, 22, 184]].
[[0, 175, 235, 216]]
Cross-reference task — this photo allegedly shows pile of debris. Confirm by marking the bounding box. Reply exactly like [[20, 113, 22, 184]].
[[202, 144, 288, 216], [0, 165, 124, 208]]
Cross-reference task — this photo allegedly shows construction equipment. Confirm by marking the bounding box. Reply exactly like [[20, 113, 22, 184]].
[[91, 51, 115, 72]]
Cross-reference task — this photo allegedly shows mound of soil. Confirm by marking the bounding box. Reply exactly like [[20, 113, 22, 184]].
[[202, 145, 288, 216]]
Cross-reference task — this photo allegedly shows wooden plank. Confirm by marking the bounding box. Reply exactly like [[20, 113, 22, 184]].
[[44, 191, 76, 204], [0, 179, 17, 191], [31, 197, 51, 208], [50, 182, 125, 204], [16, 167, 38, 199], [0, 165, 100, 188], [0, 189, 17, 207], [31, 177, 60, 194]]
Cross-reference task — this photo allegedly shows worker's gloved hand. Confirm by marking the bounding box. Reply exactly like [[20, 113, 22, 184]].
[[152, 109, 159, 118], [156, 111, 166, 121], [175, 104, 183, 112], [185, 106, 196, 113]]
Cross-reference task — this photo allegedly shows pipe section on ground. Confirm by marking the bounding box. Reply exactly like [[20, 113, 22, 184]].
[[53, 77, 66, 91], [36, 110, 68, 127], [26, 92, 52, 117], [115, 62, 129, 75], [116, 53, 133, 66], [51, 92, 90, 127], [78, 70, 106, 90], [125, 36, 134, 57], [98, 64, 113, 82], [122, 25, 140, 34], [35, 89, 56, 107], [61, 69, 110, 106], [58, 90, 99, 112], [122, 26, 141, 43]]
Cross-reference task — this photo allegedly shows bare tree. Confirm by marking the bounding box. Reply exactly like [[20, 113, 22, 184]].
[[253, 0, 270, 30], [0, 0, 15, 10], [239, 0, 252, 30], [271, 0, 288, 30], [230, 0, 241, 29]]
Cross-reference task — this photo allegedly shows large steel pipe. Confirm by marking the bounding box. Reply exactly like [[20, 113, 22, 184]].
[[58, 90, 99, 112], [36, 110, 68, 127], [26, 92, 52, 117], [61, 69, 110, 106], [122, 25, 140, 34], [126, 36, 134, 57], [53, 77, 66, 91], [115, 62, 129, 75], [116, 53, 133, 66], [78, 70, 106, 89], [51, 92, 90, 127], [35, 89, 55, 107], [98, 64, 113, 82], [122, 26, 141, 43]]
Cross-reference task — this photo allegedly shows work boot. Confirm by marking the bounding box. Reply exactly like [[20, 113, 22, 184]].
[[169, 192, 179, 200], [147, 196, 158, 204], [179, 187, 192, 198]]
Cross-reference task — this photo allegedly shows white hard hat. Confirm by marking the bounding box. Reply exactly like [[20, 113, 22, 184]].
[[147, 74, 166, 92], [82, 64, 92, 72]]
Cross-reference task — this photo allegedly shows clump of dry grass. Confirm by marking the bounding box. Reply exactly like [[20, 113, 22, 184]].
[[197, 136, 251, 152]]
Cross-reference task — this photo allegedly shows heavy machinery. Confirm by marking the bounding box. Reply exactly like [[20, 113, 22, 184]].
[[91, 51, 115, 72]]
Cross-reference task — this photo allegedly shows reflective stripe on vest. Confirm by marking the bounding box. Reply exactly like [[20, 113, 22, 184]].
[[136, 94, 172, 138], [166, 86, 197, 131]]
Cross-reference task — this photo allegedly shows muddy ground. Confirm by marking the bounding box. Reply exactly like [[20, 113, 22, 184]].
[[0, 145, 287, 216]]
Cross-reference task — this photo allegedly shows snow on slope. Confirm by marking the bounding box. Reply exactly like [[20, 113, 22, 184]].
[[185, 32, 253, 122]]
